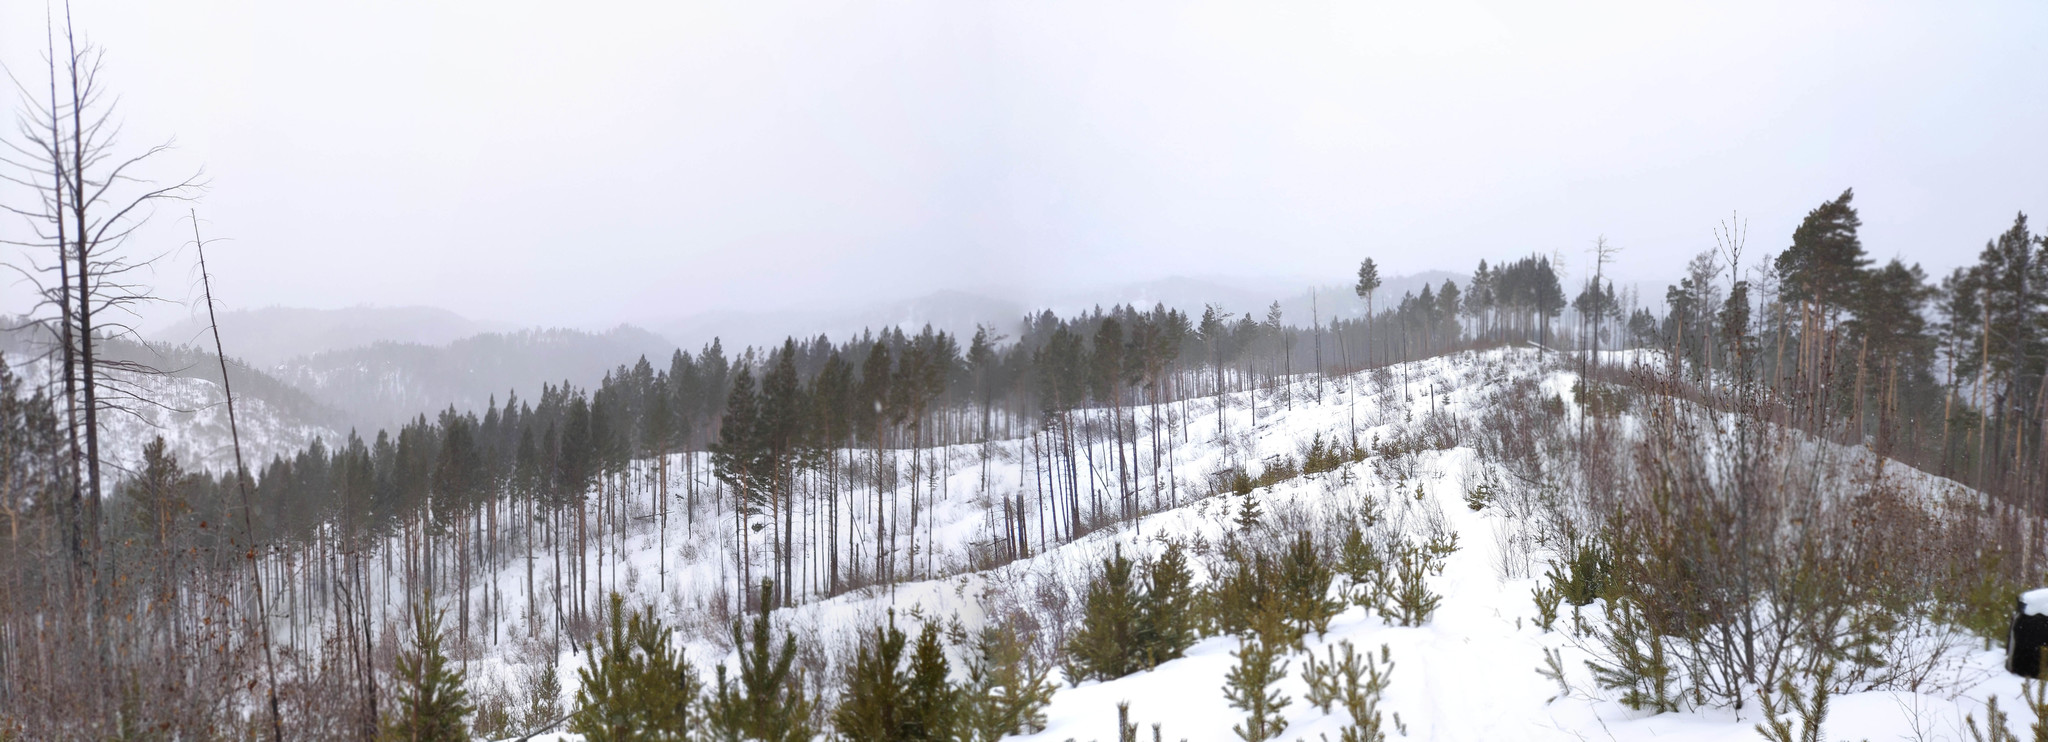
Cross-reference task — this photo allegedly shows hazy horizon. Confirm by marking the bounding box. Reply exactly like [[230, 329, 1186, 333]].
[[3, 1, 2043, 334]]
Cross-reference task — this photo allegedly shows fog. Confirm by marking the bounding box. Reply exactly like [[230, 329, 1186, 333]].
[[2, 0, 2043, 332]]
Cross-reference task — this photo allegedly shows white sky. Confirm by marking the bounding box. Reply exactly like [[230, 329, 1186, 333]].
[[2, 0, 2043, 329]]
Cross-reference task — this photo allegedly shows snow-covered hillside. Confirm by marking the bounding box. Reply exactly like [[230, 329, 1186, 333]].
[[6, 355, 343, 477], [390, 348, 2020, 742]]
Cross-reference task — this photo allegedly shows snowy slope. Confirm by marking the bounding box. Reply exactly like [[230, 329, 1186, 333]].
[[6, 355, 343, 477], [399, 348, 2020, 741]]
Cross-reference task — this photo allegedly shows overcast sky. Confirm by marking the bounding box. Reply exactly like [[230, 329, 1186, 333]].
[[3, 0, 2044, 330]]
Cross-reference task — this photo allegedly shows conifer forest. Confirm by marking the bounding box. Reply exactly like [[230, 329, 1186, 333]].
[[2, 5, 2046, 741]]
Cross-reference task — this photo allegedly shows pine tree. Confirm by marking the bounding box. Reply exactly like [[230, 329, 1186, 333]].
[[386, 595, 472, 742], [1586, 598, 1673, 713], [960, 627, 1056, 741], [904, 622, 961, 741], [1222, 633, 1291, 742], [1138, 541, 1199, 666], [1066, 547, 1146, 681], [1234, 493, 1264, 530], [519, 663, 563, 736], [1356, 258, 1382, 365], [834, 615, 910, 741], [1279, 531, 1342, 639], [571, 593, 701, 741], [708, 581, 814, 742], [1774, 188, 1869, 314]]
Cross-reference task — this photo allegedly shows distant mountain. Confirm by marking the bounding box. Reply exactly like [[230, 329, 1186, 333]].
[[150, 305, 507, 367], [271, 326, 679, 429]]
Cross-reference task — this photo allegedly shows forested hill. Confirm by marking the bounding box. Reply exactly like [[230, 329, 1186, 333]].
[[148, 305, 507, 368], [267, 325, 680, 431], [0, 322, 347, 474]]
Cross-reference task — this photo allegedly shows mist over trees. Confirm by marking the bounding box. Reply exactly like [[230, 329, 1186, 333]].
[[4, 16, 2048, 740]]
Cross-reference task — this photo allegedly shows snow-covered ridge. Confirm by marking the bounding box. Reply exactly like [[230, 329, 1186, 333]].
[[423, 348, 2017, 742], [5, 354, 343, 477]]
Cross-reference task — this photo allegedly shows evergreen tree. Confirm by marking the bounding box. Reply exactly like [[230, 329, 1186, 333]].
[[708, 581, 814, 742], [1356, 258, 1382, 364], [960, 628, 1056, 741], [904, 622, 961, 741], [1967, 214, 2045, 438], [571, 594, 702, 741], [1279, 531, 1342, 639], [1066, 547, 1147, 681], [1774, 188, 1869, 314], [834, 616, 910, 741], [1850, 259, 1937, 385], [1222, 633, 1291, 742], [386, 595, 472, 742], [520, 663, 563, 737], [1138, 541, 1199, 666]]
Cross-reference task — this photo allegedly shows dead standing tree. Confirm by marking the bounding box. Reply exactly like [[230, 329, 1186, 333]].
[[0, 8, 205, 736]]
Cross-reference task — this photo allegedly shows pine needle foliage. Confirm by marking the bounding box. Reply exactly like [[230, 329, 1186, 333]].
[[1279, 531, 1343, 639], [571, 593, 702, 741], [1235, 493, 1265, 530], [1545, 534, 1614, 608], [904, 622, 961, 741], [707, 581, 815, 742], [1210, 546, 1281, 640], [1588, 598, 1674, 714], [1965, 694, 2019, 742], [1334, 643, 1395, 742], [1067, 547, 1148, 681], [386, 596, 472, 742], [835, 614, 976, 742], [1222, 633, 1291, 742], [1339, 526, 1389, 612], [1958, 676, 2048, 742], [1139, 541, 1201, 666], [834, 616, 911, 741], [520, 663, 564, 736], [960, 627, 1056, 741], [1754, 662, 1832, 742], [1303, 433, 1347, 475], [1531, 585, 1562, 632], [1386, 540, 1444, 627]]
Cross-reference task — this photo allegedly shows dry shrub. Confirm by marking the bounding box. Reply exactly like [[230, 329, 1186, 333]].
[[1603, 382, 1976, 709]]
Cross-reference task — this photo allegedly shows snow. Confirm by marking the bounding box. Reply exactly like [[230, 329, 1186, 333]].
[[2023, 589, 2048, 618], [126, 345, 2015, 742], [7, 355, 342, 477]]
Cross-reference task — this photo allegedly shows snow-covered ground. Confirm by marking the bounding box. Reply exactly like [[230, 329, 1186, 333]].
[[6, 355, 342, 477], [417, 348, 2025, 741]]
